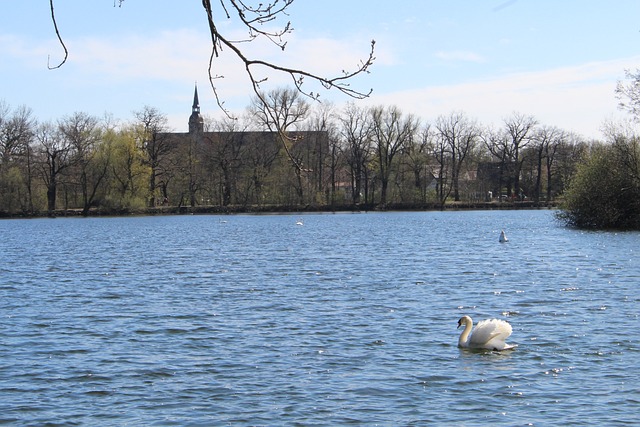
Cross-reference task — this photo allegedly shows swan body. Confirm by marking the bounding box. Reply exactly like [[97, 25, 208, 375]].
[[499, 230, 508, 243], [457, 315, 516, 351]]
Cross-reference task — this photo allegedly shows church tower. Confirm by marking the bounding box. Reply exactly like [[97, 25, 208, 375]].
[[188, 84, 204, 134]]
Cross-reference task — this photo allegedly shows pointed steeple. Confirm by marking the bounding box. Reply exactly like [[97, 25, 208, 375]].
[[192, 84, 200, 114], [189, 83, 204, 134]]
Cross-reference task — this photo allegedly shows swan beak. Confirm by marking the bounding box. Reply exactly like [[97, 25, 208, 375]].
[[457, 320, 462, 329]]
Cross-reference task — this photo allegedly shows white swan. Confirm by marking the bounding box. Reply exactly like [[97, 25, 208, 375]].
[[499, 229, 508, 243], [457, 315, 516, 350]]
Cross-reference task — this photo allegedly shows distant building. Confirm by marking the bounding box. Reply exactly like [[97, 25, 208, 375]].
[[163, 84, 328, 150], [188, 84, 204, 134], [155, 85, 330, 207]]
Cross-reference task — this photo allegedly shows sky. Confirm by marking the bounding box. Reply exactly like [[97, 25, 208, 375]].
[[1, 1, 640, 139]]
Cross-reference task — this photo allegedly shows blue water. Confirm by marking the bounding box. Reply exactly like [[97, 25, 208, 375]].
[[1, 210, 638, 426]]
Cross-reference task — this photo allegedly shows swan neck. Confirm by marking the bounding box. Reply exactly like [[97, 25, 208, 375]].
[[458, 319, 473, 347]]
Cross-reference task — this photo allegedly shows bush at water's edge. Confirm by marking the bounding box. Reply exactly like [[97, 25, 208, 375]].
[[556, 141, 640, 230]]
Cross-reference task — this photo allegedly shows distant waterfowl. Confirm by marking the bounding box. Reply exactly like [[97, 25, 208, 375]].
[[499, 230, 508, 243], [296, 218, 304, 226], [457, 315, 516, 351]]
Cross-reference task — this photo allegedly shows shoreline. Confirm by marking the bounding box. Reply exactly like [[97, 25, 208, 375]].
[[0, 201, 558, 219]]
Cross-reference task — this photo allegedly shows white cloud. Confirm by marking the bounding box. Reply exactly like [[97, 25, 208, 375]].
[[0, 34, 58, 68], [70, 30, 211, 81], [3, 26, 635, 140], [434, 50, 485, 63], [59, 29, 378, 101], [359, 57, 639, 138]]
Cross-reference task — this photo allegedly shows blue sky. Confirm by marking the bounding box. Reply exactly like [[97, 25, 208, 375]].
[[1, 1, 639, 138]]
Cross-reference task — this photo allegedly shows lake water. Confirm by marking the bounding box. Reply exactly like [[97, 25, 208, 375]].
[[0, 210, 638, 426]]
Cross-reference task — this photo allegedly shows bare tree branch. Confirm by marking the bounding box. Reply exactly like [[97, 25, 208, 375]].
[[46, 1, 375, 120], [202, 0, 375, 119], [616, 69, 640, 119], [47, 0, 68, 70]]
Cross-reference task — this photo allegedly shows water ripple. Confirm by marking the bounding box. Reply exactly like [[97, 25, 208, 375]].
[[0, 211, 639, 425]]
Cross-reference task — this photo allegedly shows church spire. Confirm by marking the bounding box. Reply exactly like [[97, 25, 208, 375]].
[[189, 83, 204, 134], [192, 83, 200, 114]]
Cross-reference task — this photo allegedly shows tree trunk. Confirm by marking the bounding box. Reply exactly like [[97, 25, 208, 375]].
[[148, 167, 156, 207], [222, 165, 232, 206], [47, 183, 56, 214], [379, 177, 388, 205], [534, 147, 544, 202]]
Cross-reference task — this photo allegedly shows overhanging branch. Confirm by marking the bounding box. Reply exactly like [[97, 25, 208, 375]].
[[202, 0, 375, 119], [47, 0, 68, 70]]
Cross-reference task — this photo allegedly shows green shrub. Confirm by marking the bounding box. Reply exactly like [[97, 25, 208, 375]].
[[558, 140, 640, 229]]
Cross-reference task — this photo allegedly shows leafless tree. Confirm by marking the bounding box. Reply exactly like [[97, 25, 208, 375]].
[[339, 102, 373, 205], [371, 105, 419, 205], [244, 132, 281, 205], [0, 103, 36, 212], [402, 123, 434, 203], [482, 126, 513, 198], [0, 103, 34, 165], [434, 112, 480, 202], [616, 69, 640, 119], [58, 112, 106, 214], [503, 112, 538, 199], [531, 125, 564, 202], [250, 87, 310, 202], [602, 120, 640, 187], [544, 131, 573, 202], [431, 126, 450, 205], [35, 122, 76, 214], [307, 103, 338, 204], [203, 116, 250, 206], [250, 88, 310, 136]]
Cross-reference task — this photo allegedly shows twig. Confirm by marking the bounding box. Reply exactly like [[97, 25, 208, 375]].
[[47, 0, 68, 70], [203, 0, 375, 120]]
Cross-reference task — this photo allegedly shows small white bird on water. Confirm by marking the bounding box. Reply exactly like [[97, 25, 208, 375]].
[[499, 229, 508, 243], [457, 315, 516, 351]]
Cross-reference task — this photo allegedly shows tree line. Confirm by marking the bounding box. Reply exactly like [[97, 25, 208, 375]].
[[0, 86, 625, 217], [25, 3, 640, 228]]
